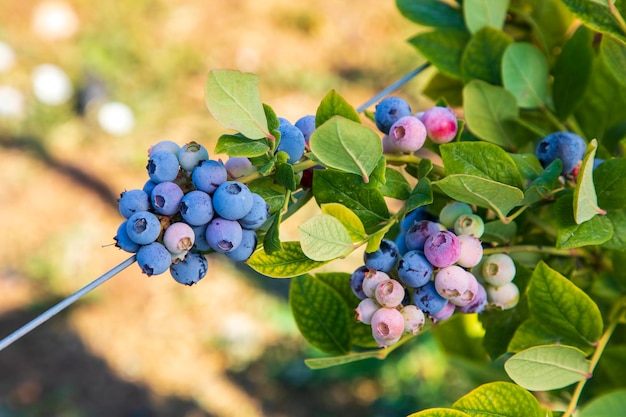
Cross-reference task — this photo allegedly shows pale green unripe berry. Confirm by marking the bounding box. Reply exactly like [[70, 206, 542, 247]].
[[439, 202, 473, 229], [487, 282, 519, 310], [482, 254, 516, 286], [454, 214, 485, 238]]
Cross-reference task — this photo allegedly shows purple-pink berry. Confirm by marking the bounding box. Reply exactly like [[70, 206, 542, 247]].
[[387, 116, 427, 153], [421, 106, 458, 144], [355, 298, 380, 325], [456, 234, 483, 268], [374, 279, 406, 308], [424, 230, 461, 268], [370, 307, 405, 347]]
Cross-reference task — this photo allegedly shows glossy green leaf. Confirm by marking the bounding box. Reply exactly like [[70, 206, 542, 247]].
[[555, 193, 613, 249], [248, 177, 286, 214], [205, 69, 271, 139], [380, 167, 411, 200], [247, 241, 328, 278], [406, 178, 434, 212], [522, 159, 562, 205], [602, 35, 626, 87], [408, 409, 471, 417], [461, 27, 512, 85], [602, 209, 626, 250], [553, 25, 594, 119], [509, 153, 544, 181], [440, 142, 524, 188], [423, 72, 464, 107], [315, 90, 361, 127], [580, 389, 626, 417], [505, 345, 590, 391], [434, 174, 524, 220], [463, 80, 519, 148], [463, 0, 510, 33], [275, 163, 298, 191], [408, 29, 471, 79], [395, 0, 466, 29], [263, 103, 281, 152], [214, 134, 270, 157], [452, 381, 544, 417], [321, 203, 367, 242], [290, 274, 352, 355], [313, 169, 389, 229], [594, 158, 626, 209], [309, 116, 382, 183], [502, 43, 549, 108], [574, 139, 605, 223], [560, 0, 626, 43], [299, 214, 355, 261], [263, 212, 283, 254]]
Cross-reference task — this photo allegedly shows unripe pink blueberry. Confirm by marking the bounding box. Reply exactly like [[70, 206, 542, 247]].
[[362, 270, 391, 298], [454, 214, 485, 238], [421, 106, 458, 144], [482, 253, 516, 286], [387, 116, 427, 153], [400, 305, 425, 335], [374, 279, 406, 308], [382, 135, 402, 154], [225, 156, 256, 179], [370, 307, 405, 347], [424, 230, 461, 268], [163, 222, 195, 260], [457, 282, 487, 314], [431, 300, 456, 322], [487, 282, 520, 310], [456, 234, 484, 268], [435, 265, 470, 300], [356, 297, 380, 325], [448, 271, 479, 307]]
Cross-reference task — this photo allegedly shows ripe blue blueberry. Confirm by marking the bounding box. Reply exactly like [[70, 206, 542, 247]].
[[350, 265, 370, 300], [363, 239, 399, 272], [170, 252, 208, 286], [163, 222, 195, 260], [212, 181, 254, 220], [535, 132, 586, 175], [401, 206, 436, 231], [151, 181, 184, 216], [276, 117, 305, 164], [136, 242, 171, 276], [147, 150, 180, 183], [142, 179, 158, 198], [424, 230, 461, 268], [126, 211, 161, 245], [177, 141, 209, 171], [114, 221, 140, 253], [387, 116, 427, 152], [405, 220, 443, 251], [482, 253, 516, 286], [374, 279, 406, 308], [148, 140, 180, 156], [118, 189, 150, 219], [225, 229, 258, 262], [454, 214, 485, 238], [294, 114, 316, 144], [397, 250, 433, 288], [180, 190, 214, 226], [413, 281, 448, 315], [374, 96, 412, 135], [206, 217, 243, 253], [439, 202, 473, 229], [430, 299, 456, 322], [192, 159, 228, 194], [370, 307, 405, 347], [356, 297, 380, 325], [191, 223, 211, 252], [238, 193, 270, 230]]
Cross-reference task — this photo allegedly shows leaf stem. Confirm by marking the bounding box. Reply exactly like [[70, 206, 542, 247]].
[[541, 105, 569, 132], [504, 204, 530, 223], [384, 153, 446, 177], [482, 245, 582, 257]]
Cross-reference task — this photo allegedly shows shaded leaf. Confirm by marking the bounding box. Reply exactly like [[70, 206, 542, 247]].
[[555, 193, 613, 249], [464, 0, 510, 33], [247, 241, 328, 278], [502, 43, 549, 108], [580, 389, 626, 417], [461, 26, 512, 85], [594, 158, 626, 209], [560, 0, 626, 43], [396, 0, 466, 29], [409, 28, 471, 79]]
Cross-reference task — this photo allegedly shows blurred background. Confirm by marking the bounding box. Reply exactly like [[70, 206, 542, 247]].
[[0, 1, 478, 416]]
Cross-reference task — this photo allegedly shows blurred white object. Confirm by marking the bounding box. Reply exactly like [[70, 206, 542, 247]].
[[0, 86, 25, 118], [32, 1, 80, 40], [0, 42, 16, 73], [32, 64, 73, 105], [97, 101, 135, 136]]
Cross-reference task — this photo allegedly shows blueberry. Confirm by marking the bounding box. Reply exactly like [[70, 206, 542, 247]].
[[126, 211, 161, 245], [454, 214, 485, 238], [457, 283, 487, 314], [374, 279, 406, 308], [535, 132, 586, 175], [370, 307, 405, 347], [276, 117, 305, 164], [456, 234, 483, 268], [424, 230, 461, 268], [397, 250, 433, 288], [148, 140, 180, 156], [413, 281, 448, 315], [114, 221, 140, 253], [142, 179, 158, 197], [439, 202, 472, 229], [355, 298, 380, 325], [363, 239, 399, 272], [180, 190, 214, 226], [118, 189, 150, 219], [170, 252, 208, 286], [163, 222, 195, 260], [482, 253, 516, 286], [362, 270, 392, 299], [420, 106, 458, 144], [225, 229, 258, 262], [147, 150, 180, 183], [405, 220, 443, 252], [136, 242, 171, 276], [190, 223, 211, 252], [400, 305, 425, 335], [434, 265, 471, 300], [192, 159, 228, 194], [350, 265, 370, 300], [387, 116, 427, 153], [374, 96, 412, 135], [151, 181, 184, 216], [430, 300, 456, 322], [224, 157, 256, 180], [206, 217, 243, 253], [238, 193, 270, 230], [486, 282, 520, 310], [177, 141, 209, 171], [593, 158, 604, 170], [212, 181, 254, 221], [400, 206, 437, 231], [294, 114, 316, 144]]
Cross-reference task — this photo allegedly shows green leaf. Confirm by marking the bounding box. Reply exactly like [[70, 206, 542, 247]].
[[275, 163, 298, 192], [309, 116, 382, 183], [434, 174, 524, 220], [463, 0, 510, 33], [395, 0, 466, 29], [299, 214, 355, 261], [205, 69, 271, 139], [263, 212, 283, 254], [214, 134, 270, 157], [555, 193, 613, 249], [452, 381, 544, 417], [512, 261, 603, 351], [602, 35, 626, 87], [522, 159, 563, 205], [247, 242, 328, 278], [580, 389, 626, 417], [509, 153, 544, 181], [602, 209, 626, 250], [560, 0, 626, 43], [553, 25, 594, 119], [462, 80, 519, 148], [502, 43, 549, 108], [406, 178, 434, 212], [408, 409, 471, 417], [313, 169, 389, 229], [263, 103, 281, 152], [380, 167, 412, 200], [305, 350, 388, 370], [408, 28, 471, 79], [423, 72, 464, 107], [482, 220, 517, 245], [248, 178, 286, 214], [290, 274, 352, 355], [574, 139, 605, 223], [461, 27, 512, 85], [440, 142, 524, 188], [315, 90, 361, 127], [594, 158, 626, 209], [504, 345, 590, 391], [321, 203, 367, 242]]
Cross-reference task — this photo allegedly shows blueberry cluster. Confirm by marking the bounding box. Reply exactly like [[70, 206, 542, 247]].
[[351, 202, 519, 347], [374, 96, 459, 153], [114, 141, 270, 285]]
